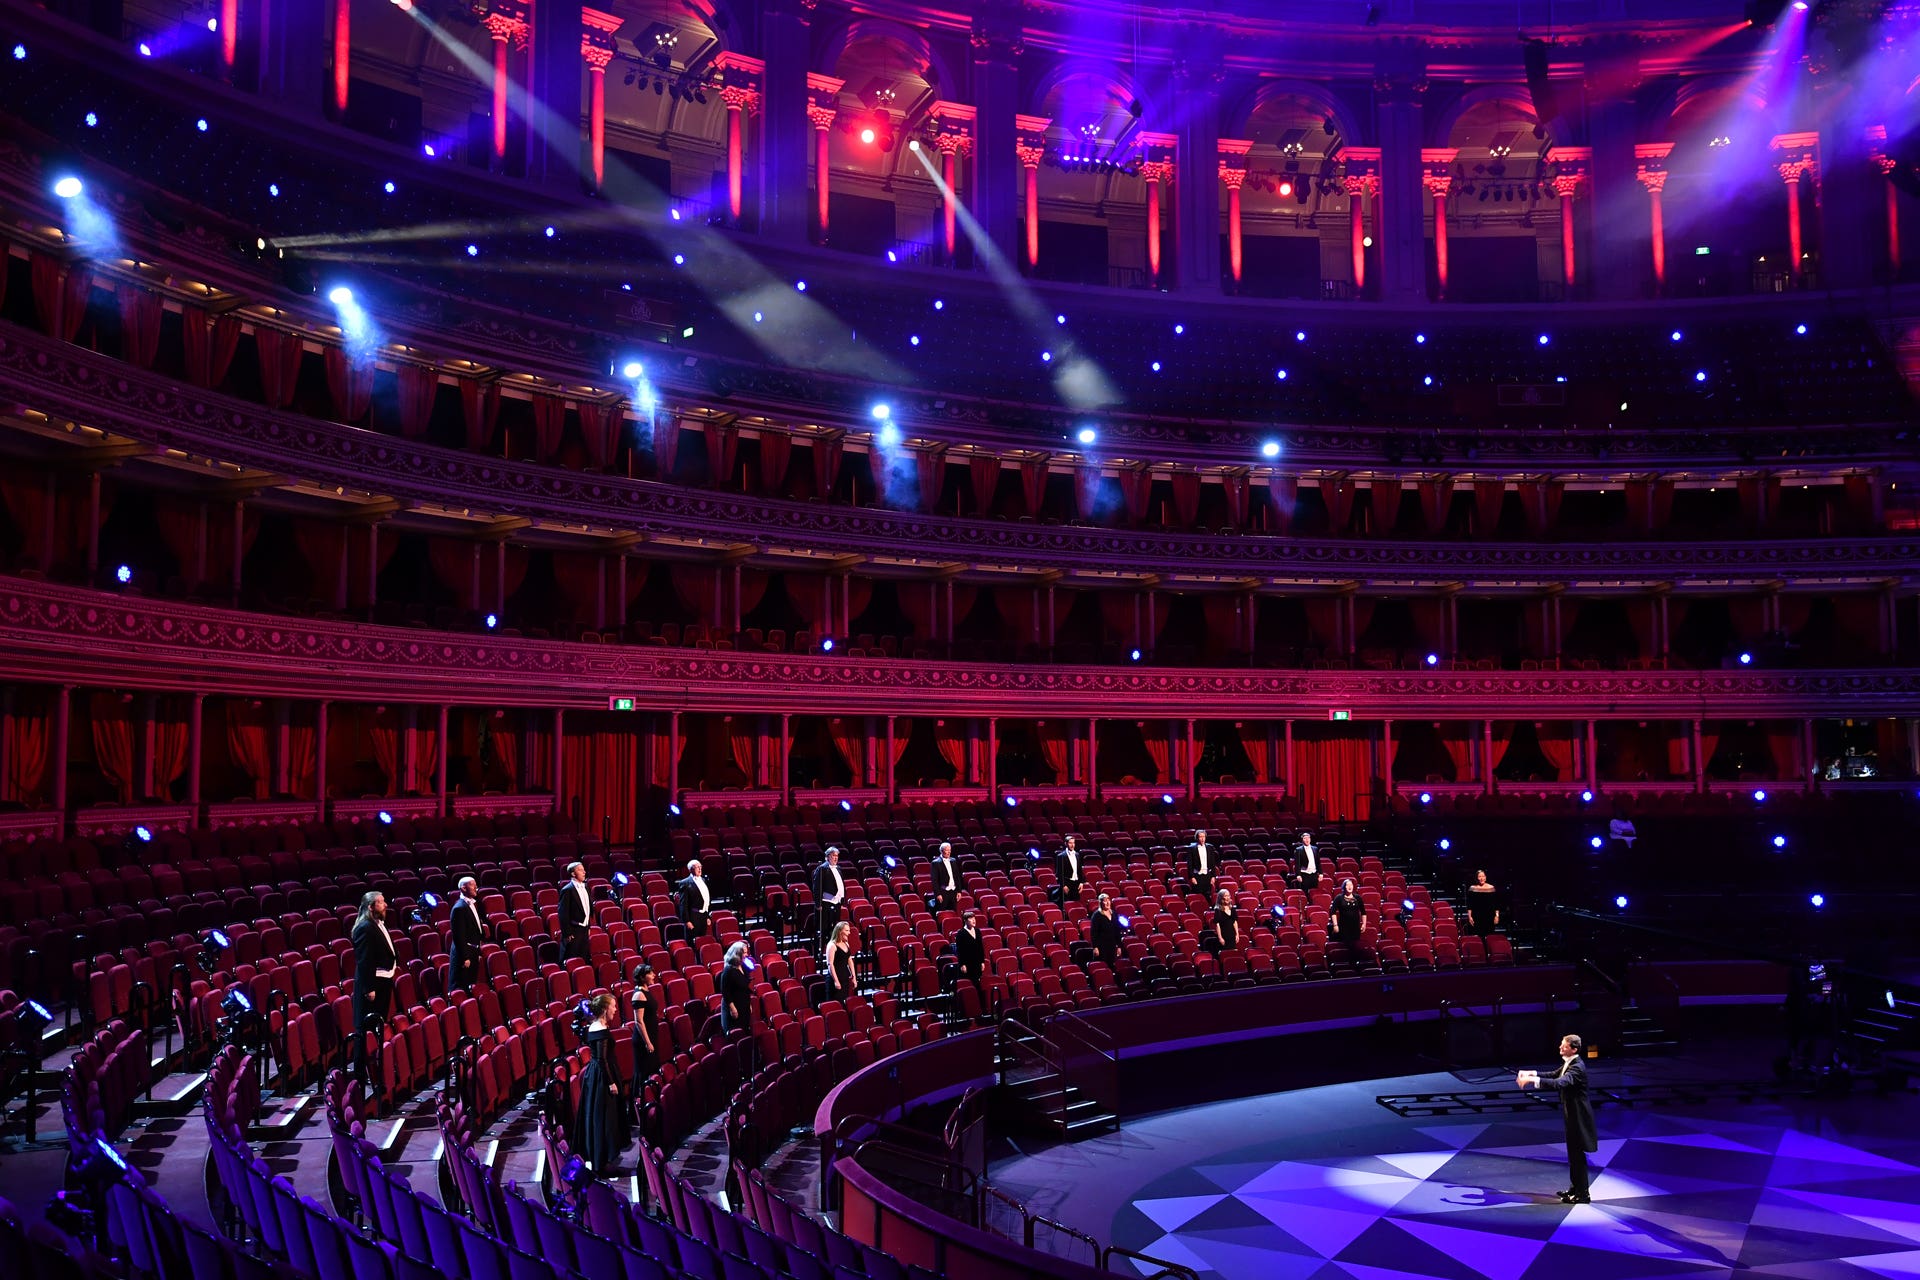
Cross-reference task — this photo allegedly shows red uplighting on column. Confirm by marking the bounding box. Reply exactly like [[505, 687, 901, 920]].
[[333, 0, 351, 114], [582, 9, 622, 191], [1018, 143, 1043, 268], [940, 147, 959, 256], [1874, 130, 1903, 275], [1785, 171, 1805, 279], [720, 86, 759, 222], [1349, 187, 1367, 290], [1890, 175, 1903, 275], [1221, 162, 1247, 284], [1147, 177, 1163, 281], [1141, 160, 1171, 284], [1427, 177, 1453, 299], [220, 0, 237, 69], [1770, 133, 1819, 284], [482, 11, 527, 160], [1554, 175, 1582, 289], [1636, 143, 1674, 294], [807, 75, 846, 241]]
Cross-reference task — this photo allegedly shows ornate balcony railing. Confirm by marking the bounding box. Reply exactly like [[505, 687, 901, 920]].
[[5, 576, 1920, 718], [5, 325, 1920, 589]]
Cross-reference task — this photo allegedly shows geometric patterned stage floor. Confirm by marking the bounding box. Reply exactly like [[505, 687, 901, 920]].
[[989, 1062, 1920, 1280]]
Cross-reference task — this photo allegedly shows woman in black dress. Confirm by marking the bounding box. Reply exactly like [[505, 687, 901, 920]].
[[1209, 889, 1239, 954], [824, 922, 857, 1002], [575, 993, 626, 1175], [719, 941, 753, 1034], [1088, 893, 1121, 966], [1331, 878, 1369, 964], [629, 963, 660, 1086], [1465, 870, 1501, 937]]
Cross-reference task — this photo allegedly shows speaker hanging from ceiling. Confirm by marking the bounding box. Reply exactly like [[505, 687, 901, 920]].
[[1522, 39, 1559, 132]]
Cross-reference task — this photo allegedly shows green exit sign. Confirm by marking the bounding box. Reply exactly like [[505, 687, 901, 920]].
[[1328, 709, 1352, 721], [608, 697, 637, 712]]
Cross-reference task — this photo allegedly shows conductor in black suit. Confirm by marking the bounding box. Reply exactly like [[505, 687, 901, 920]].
[[559, 861, 593, 961], [447, 876, 488, 992], [953, 909, 986, 988], [812, 847, 846, 948], [1187, 829, 1216, 901], [1519, 1034, 1600, 1203], [677, 859, 713, 939], [350, 891, 396, 1080], [1054, 835, 1084, 904], [931, 842, 961, 913]]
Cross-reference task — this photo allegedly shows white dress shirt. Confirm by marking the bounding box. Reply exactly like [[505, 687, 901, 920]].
[[374, 920, 396, 980], [824, 865, 844, 903], [1195, 844, 1210, 873], [692, 875, 710, 911], [1064, 850, 1079, 878], [463, 897, 484, 935], [571, 879, 591, 920], [938, 858, 956, 890], [1300, 844, 1318, 873]]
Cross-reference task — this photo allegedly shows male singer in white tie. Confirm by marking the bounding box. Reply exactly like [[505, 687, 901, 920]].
[[932, 842, 960, 912], [1518, 1033, 1599, 1204], [813, 847, 846, 947]]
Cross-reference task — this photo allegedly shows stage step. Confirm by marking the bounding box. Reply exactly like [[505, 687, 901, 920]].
[[248, 1091, 317, 1138], [133, 1070, 207, 1118]]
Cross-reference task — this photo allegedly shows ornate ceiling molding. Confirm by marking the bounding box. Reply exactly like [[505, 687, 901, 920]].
[[5, 577, 1919, 719], [4, 326, 1918, 587]]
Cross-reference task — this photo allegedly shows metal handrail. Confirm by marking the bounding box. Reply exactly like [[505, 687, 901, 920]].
[[1049, 1010, 1116, 1059], [980, 1183, 1101, 1266], [1103, 1243, 1202, 1280]]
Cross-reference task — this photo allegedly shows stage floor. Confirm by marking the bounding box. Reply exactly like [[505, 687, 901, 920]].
[[987, 1056, 1920, 1280]]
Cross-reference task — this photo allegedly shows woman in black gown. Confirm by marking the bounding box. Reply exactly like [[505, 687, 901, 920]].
[[1209, 888, 1239, 954], [575, 993, 626, 1175], [629, 963, 660, 1085], [719, 941, 753, 1034], [824, 922, 857, 1002], [1465, 870, 1501, 937], [1088, 893, 1121, 966]]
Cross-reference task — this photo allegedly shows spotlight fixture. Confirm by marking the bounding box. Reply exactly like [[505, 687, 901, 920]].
[[1590, 835, 1604, 849], [377, 810, 394, 826], [468, 244, 480, 257], [1438, 838, 1451, 850], [1275, 369, 1289, 381], [1425, 653, 1439, 666], [1129, 648, 1142, 661], [1615, 894, 1629, 909], [1261, 440, 1281, 459], [196, 119, 209, 132], [1418, 792, 1432, 804], [621, 360, 645, 379], [870, 401, 893, 422], [840, 799, 854, 812], [1739, 652, 1753, 665], [1161, 792, 1176, 805], [383, 181, 396, 193], [1077, 426, 1097, 446], [1581, 789, 1593, 802], [52, 176, 83, 199], [485, 613, 499, 629], [115, 564, 132, 584], [821, 637, 835, 651], [1670, 330, 1683, 342], [1753, 789, 1767, 802], [1809, 892, 1824, 908], [1773, 834, 1788, 848], [1005, 795, 1020, 808], [420, 891, 441, 909], [132, 825, 153, 843]]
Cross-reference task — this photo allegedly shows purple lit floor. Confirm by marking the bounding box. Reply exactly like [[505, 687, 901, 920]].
[[988, 1060, 1920, 1280]]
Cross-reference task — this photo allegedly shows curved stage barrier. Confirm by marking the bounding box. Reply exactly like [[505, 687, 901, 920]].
[[819, 963, 1790, 1280]]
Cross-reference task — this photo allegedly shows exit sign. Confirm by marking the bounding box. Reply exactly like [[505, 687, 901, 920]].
[[1328, 709, 1352, 721], [608, 697, 637, 711]]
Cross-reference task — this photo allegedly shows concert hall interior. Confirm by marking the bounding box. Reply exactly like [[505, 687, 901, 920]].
[[2, 0, 1920, 1278]]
